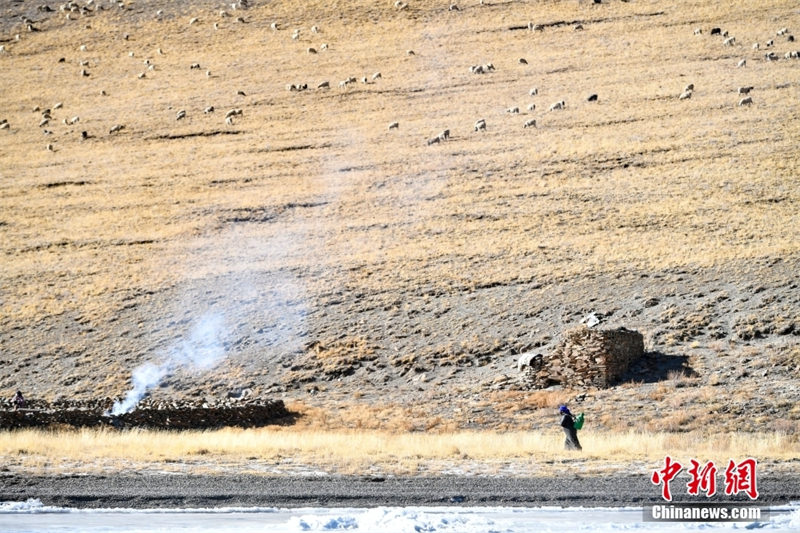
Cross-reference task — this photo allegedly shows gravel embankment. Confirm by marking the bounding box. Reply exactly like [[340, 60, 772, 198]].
[[1, 474, 798, 509]]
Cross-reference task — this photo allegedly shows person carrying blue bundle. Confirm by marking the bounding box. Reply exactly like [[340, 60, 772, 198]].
[[559, 405, 583, 451]]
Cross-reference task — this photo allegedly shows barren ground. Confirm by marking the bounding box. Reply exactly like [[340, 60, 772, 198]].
[[1, 0, 798, 434]]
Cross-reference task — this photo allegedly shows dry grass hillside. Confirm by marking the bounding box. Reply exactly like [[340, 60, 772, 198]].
[[1, 0, 798, 434]]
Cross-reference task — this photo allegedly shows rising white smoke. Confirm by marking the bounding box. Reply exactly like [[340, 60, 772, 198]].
[[110, 313, 226, 415]]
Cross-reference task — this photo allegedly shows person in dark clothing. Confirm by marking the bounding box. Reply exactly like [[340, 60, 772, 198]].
[[12, 391, 26, 410], [559, 405, 582, 450]]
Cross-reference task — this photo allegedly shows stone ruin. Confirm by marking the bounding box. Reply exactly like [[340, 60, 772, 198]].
[[518, 326, 644, 388], [0, 398, 291, 430]]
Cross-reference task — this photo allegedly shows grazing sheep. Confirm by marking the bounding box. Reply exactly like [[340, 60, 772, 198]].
[[548, 100, 565, 111], [507, 106, 520, 114], [523, 119, 537, 128], [765, 51, 777, 61], [307, 47, 317, 54], [372, 72, 382, 80], [311, 25, 319, 33], [426, 136, 440, 145], [54, 102, 63, 110], [394, 1, 408, 10], [710, 27, 721, 35], [388, 121, 399, 130], [292, 30, 300, 40], [679, 90, 692, 100], [80, 68, 89, 76], [137, 72, 146, 79], [438, 129, 450, 140], [189, 17, 198, 25], [109, 124, 125, 134], [587, 94, 598, 102], [449, 4, 459, 10], [737, 58, 746, 67], [0, 122, 9, 130], [206, 70, 211, 77], [271, 22, 279, 30], [39, 118, 49, 127], [407, 50, 415, 55], [46, 143, 54, 151], [157, 48, 164, 55], [287, 83, 297, 91], [190, 63, 201, 69], [527, 103, 536, 111], [204, 106, 215, 113], [321, 43, 329, 50], [474, 118, 486, 131], [484, 63, 495, 71], [317, 81, 330, 89], [684, 83, 694, 92], [360, 76, 368, 84], [69, 116, 79, 124], [777, 27, 789, 36], [765, 39, 774, 47], [519, 58, 528, 64], [723, 36, 735, 46], [470, 65, 484, 74], [225, 109, 243, 118], [752, 43, 760, 50], [176, 110, 186, 120], [694, 28, 702, 35], [225, 116, 234, 126], [738, 96, 753, 106], [338, 80, 349, 89], [737, 86, 753, 94], [219, 9, 228, 17], [529, 88, 539, 96]]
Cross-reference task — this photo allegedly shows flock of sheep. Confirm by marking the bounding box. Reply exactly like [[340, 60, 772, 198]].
[[1, 1, 798, 152]]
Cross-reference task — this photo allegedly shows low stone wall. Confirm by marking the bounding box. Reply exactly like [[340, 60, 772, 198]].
[[0, 399, 291, 430], [520, 326, 644, 388]]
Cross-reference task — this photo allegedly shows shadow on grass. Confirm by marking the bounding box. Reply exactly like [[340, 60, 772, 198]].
[[617, 351, 699, 385]]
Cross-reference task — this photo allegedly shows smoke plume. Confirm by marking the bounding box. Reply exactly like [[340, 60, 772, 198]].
[[110, 313, 226, 415]]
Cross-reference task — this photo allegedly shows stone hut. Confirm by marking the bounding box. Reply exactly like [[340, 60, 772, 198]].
[[519, 326, 644, 388]]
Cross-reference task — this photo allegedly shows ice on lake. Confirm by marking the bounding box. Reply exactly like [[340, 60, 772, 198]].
[[1, 499, 798, 533]]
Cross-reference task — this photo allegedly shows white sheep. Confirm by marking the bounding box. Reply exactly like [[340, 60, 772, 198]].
[[189, 17, 198, 25], [317, 81, 330, 89], [523, 119, 537, 128], [474, 118, 486, 131], [372, 72, 382, 80], [548, 100, 565, 111], [738, 96, 753, 106], [506, 106, 520, 114], [529, 88, 538, 96], [679, 91, 692, 100], [684, 83, 695, 92], [438, 129, 450, 140], [527, 103, 536, 111], [723, 36, 736, 46], [388, 122, 399, 130], [737, 58, 746, 67], [204, 106, 215, 113], [176, 110, 186, 120], [426, 136, 440, 145], [109, 124, 125, 134], [271, 22, 279, 31]]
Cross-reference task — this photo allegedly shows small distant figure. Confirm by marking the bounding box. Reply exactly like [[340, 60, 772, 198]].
[[13, 391, 26, 410], [559, 405, 582, 450]]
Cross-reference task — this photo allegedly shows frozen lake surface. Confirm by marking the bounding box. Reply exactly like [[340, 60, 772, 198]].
[[1, 499, 798, 532]]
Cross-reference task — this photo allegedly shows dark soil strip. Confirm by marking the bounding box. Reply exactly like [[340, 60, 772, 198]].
[[0, 474, 796, 509]]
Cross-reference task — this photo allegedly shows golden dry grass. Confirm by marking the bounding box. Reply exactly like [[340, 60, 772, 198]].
[[0, 0, 798, 436], [1, 426, 797, 477]]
